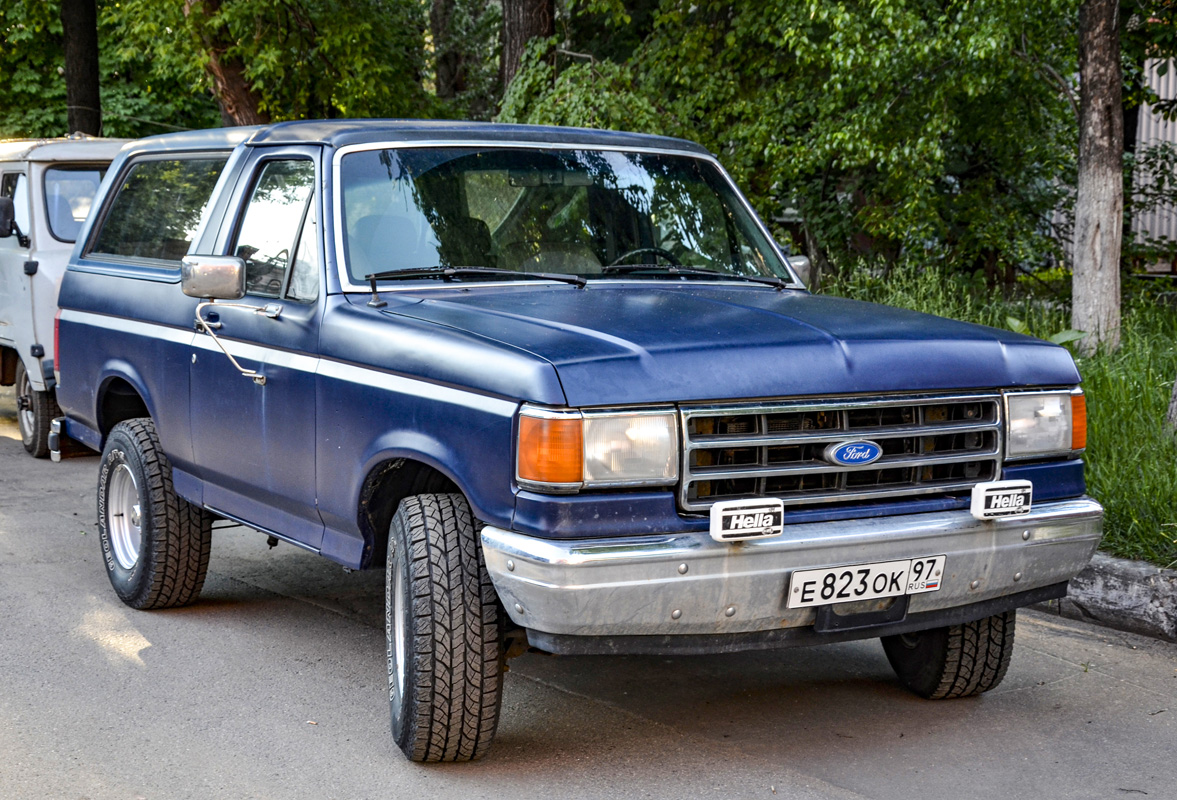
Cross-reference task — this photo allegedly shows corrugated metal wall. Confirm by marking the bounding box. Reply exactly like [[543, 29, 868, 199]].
[[1132, 58, 1177, 270]]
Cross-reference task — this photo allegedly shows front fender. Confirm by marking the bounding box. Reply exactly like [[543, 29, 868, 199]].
[[314, 367, 521, 563]]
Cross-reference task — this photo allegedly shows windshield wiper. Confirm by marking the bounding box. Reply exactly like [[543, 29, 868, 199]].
[[363, 266, 586, 306], [599, 264, 791, 290]]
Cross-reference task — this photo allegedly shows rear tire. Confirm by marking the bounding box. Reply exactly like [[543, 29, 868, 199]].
[[386, 493, 504, 762], [881, 610, 1016, 699], [97, 418, 212, 609], [15, 361, 59, 458]]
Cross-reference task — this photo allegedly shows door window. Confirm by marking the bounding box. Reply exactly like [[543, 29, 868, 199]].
[[233, 160, 316, 299], [2, 172, 30, 236]]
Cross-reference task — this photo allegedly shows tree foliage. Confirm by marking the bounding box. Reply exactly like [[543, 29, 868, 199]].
[[500, 0, 1081, 283], [111, 0, 433, 122], [0, 0, 221, 137]]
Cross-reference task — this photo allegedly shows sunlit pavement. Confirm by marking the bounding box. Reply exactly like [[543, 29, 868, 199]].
[[1, 386, 1174, 800]]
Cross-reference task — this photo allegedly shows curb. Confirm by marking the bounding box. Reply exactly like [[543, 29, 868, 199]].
[[1033, 552, 1177, 642]]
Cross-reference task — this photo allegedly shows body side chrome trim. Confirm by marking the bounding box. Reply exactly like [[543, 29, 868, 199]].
[[59, 308, 518, 414]]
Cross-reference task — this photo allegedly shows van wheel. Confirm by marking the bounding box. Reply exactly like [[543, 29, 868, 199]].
[[98, 418, 212, 609], [15, 361, 59, 458], [881, 610, 1016, 699], [386, 493, 503, 762]]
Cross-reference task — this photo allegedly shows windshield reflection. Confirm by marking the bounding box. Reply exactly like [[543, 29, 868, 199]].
[[339, 147, 790, 284]]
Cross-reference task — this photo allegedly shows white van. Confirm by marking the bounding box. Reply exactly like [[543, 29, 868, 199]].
[[0, 136, 126, 456]]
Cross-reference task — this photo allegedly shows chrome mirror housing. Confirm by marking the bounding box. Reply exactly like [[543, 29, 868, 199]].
[[786, 254, 812, 287], [181, 255, 246, 299]]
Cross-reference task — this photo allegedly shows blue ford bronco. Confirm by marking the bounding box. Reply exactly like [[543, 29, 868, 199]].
[[53, 120, 1102, 762]]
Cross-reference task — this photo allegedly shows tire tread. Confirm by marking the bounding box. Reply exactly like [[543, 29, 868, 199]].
[[102, 418, 211, 609], [389, 493, 502, 762]]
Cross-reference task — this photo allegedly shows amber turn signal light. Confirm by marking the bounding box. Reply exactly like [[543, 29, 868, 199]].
[[1071, 393, 1087, 451], [517, 415, 583, 485]]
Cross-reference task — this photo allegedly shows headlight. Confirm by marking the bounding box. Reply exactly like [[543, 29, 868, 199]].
[[1005, 390, 1086, 458], [516, 406, 679, 492]]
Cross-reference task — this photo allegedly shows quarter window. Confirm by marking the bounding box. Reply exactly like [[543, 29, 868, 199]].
[[91, 156, 228, 262], [233, 160, 316, 299]]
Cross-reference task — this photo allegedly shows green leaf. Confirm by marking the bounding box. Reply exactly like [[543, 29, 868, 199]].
[[1048, 329, 1087, 345]]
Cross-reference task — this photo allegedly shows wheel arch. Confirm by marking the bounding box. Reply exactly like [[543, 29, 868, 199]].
[[95, 366, 153, 445], [357, 455, 462, 569]]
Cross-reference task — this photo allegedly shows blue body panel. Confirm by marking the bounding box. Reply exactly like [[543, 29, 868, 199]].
[[387, 284, 1080, 406], [54, 119, 1089, 570]]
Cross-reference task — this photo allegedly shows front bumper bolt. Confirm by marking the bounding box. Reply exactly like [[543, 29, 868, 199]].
[[513, 603, 524, 614], [677, 563, 688, 574], [1022, 530, 1031, 541], [671, 609, 682, 620], [724, 606, 736, 617], [970, 580, 981, 590], [506, 559, 515, 572], [1014, 572, 1022, 582]]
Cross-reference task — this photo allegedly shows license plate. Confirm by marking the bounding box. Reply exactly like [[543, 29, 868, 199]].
[[970, 480, 1033, 520], [709, 498, 784, 542], [787, 555, 946, 609]]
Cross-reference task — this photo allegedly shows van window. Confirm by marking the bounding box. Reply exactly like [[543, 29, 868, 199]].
[[2, 172, 31, 236], [45, 166, 107, 242], [90, 156, 228, 262]]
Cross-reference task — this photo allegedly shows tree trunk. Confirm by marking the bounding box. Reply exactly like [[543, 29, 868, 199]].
[[432, 0, 465, 100], [499, 0, 553, 93], [59, 0, 101, 135], [1073, 0, 1123, 355], [182, 0, 269, 126]]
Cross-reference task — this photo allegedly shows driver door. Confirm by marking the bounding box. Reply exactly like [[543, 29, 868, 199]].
[[188, 148, 325, 548]]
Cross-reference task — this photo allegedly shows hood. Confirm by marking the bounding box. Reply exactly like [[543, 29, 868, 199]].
[[382, 283, 1080, 407]]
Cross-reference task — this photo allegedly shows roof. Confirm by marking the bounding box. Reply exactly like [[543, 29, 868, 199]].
[[0, 136, 130, 163], [127, 119, 712, 156]]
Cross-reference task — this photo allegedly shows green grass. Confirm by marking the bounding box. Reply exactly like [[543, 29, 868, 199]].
[[820, 263, 1177, 568]]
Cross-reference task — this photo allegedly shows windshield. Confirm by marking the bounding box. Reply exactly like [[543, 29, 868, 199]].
[[338, 147, 792, 284]]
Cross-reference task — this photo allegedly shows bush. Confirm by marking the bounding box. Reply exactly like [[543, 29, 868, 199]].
[[822, 263, 1177, 568]]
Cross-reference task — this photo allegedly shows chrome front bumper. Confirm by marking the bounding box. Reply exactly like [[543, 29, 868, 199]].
[[481, 498, 1102, 638]]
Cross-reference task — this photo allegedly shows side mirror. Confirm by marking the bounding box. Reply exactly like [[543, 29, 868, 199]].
[[181, 255, 246, 299], [0, 196, 15, 238], [786, 254, 812, 287]]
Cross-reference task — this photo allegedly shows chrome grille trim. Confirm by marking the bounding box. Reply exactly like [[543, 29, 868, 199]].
[[679, 393, 1003, 512]]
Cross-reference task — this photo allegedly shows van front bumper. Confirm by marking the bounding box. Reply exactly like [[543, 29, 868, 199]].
[[481, 497, 1102, 654]]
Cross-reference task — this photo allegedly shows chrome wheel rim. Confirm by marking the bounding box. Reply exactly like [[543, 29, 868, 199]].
[[392, 562, 407, 701], [108, 463, 142, 570], [16, 369, 34, 446]]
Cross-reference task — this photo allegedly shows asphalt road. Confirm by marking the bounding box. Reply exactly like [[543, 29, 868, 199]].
[[1, 385, 1175, 800]]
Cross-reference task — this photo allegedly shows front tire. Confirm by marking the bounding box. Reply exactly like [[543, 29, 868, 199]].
[[881, 610, 1016, 699], [386, 493, 504, 762], [15, 361, 59, 458], [98, 418, 212, 609]]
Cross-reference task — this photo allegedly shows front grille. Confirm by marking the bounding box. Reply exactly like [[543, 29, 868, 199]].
[[680, 394, 1002, 512]]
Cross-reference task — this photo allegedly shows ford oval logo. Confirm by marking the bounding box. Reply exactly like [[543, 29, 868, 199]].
[[824, 440, 883, 466]]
